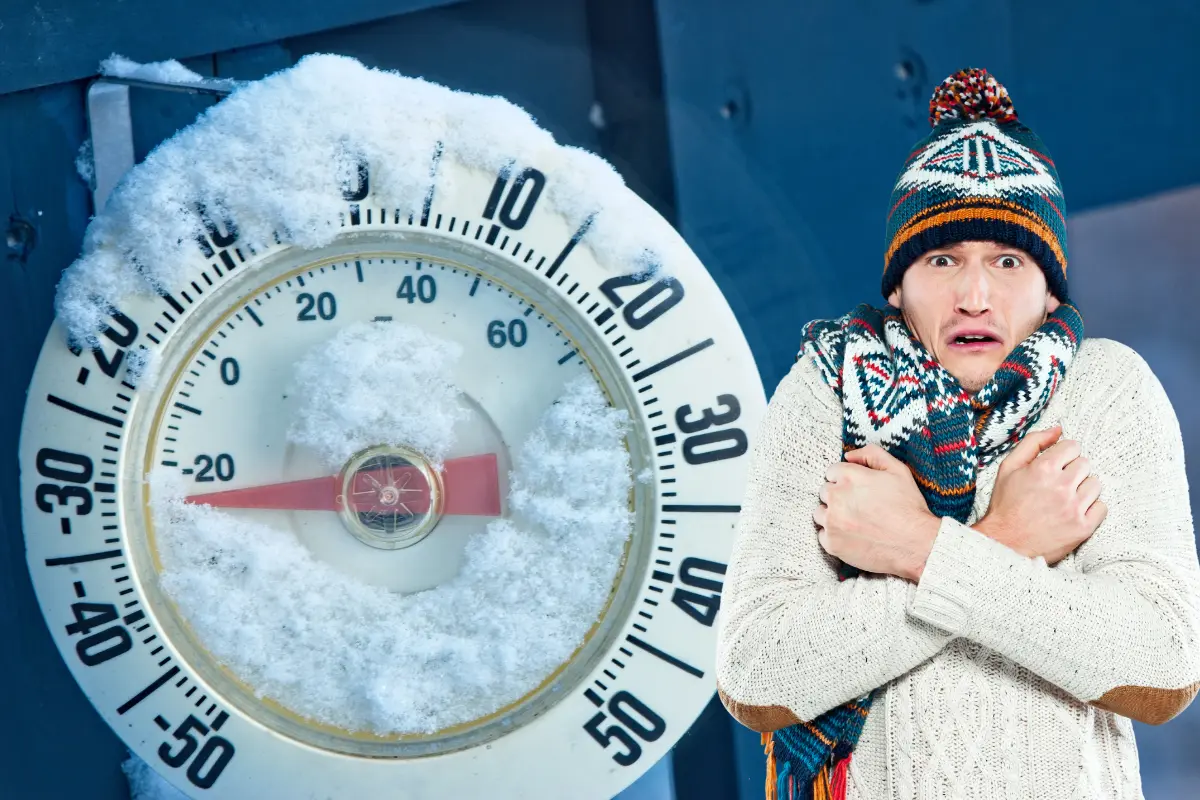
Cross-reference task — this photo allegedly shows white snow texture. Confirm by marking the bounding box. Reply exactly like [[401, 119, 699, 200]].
[[122, 754, 188, 800], [100, 54, 206, 84], [151, 373, 632, 735], [287, 322, 468, 469], [58, 53, 677, 349]]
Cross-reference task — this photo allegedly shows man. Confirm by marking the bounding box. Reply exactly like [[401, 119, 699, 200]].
[[715, 68, 1200, 800]]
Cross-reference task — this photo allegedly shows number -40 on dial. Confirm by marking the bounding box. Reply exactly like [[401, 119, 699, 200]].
[[20, 69, 764, 800]]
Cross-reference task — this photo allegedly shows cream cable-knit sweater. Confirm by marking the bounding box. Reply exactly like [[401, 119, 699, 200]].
[[716, 337, 1200, 799]]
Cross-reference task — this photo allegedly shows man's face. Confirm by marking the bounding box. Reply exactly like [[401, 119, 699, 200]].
[[887, 240, 1060, 394]]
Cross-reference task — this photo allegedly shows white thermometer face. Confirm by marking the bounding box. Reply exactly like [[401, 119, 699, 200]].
[[21, 156, 766, 799], [150, 252, 593, 594]]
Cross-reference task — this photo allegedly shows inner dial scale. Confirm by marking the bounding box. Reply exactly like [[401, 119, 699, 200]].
[[134, 235, 651, 755]]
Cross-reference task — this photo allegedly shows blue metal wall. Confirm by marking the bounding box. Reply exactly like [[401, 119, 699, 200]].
[[1, 1, 1198, 797]]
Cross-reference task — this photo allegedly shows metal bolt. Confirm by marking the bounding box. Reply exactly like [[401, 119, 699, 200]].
[[6, 215, 37, 263]]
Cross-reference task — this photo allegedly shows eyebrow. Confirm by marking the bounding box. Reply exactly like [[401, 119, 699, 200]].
[[929, 242, 1020, 253]]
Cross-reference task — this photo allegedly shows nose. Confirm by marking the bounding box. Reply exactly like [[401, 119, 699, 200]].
[[954, 261, 991, 316]]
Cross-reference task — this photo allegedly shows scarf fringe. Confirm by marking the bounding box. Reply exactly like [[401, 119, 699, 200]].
[[762, 732, 852, 800], [763, 732, 777, 800]]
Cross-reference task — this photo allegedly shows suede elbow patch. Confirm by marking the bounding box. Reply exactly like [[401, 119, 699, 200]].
[[716, 683, 802, 732], [1091, 681, 1200, 725]]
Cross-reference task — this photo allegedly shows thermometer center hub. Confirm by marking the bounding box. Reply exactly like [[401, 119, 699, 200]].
[[338, 445, 443, 550]]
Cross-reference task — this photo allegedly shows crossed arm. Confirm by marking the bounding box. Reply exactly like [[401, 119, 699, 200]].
[[715, 351, 1200, 731]]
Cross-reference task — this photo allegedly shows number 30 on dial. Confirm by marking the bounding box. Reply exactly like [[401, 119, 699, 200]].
[[20, 69, 765, 799]]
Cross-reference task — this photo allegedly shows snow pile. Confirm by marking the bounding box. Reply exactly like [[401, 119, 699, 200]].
[[151, 374, 632, 734], [75, 139, 95, 188], [122, 754, 188, 800], [57, 53, 679, 349], [100, 54, 206, 84], [287, 323, 467, 469]]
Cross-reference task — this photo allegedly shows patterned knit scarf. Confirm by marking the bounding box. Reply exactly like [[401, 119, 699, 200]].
[[763, 302, 1084, 800]]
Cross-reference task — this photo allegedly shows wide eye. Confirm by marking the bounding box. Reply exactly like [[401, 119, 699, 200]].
[[928, 254, 954, 267], [998, 255, 1022, 269]]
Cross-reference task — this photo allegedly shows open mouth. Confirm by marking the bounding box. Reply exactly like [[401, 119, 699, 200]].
[[947, 331, 1003, 350]]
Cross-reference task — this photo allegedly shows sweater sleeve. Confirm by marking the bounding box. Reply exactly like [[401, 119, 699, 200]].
[[907, 342, 1200, 725], [715, 356, 956, 733]]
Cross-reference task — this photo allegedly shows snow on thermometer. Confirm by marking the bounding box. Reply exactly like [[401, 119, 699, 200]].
[[19, 54, 765, 799]]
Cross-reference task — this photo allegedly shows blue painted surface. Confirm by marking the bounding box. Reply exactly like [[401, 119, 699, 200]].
[[655, 0, 1200, 396], [1, 0, 1199, 797], [0, 0, 461, 95]]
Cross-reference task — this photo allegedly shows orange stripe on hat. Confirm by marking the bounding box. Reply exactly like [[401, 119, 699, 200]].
[[884, 200, 1066, 278]]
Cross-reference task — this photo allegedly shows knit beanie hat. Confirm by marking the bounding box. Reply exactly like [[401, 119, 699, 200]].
[[882, 68, 1069, 301]]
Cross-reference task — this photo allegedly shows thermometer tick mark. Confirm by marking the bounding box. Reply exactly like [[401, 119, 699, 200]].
[[73, 581, 85, 597], [212, 711, 229, 731], [161, 293, 185, 314], [76, 368, 89, 385], [632, 338, 715, 382], [627, 635, 704, 678], [117, 667, 180, 715], [44, 550, 122, 567], [154, 716, 170, 731], [545, 216, 592, 279], [47, 395, 123, 428], [557, 350, 576, 365], [174, 402, 202, 416], [469, 276, 480, 296], [585, 689, 603, 707], [61, 518, 71, 535]]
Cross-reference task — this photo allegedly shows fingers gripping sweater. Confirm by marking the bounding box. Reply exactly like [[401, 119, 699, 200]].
[[715, 338, 1200, 800]]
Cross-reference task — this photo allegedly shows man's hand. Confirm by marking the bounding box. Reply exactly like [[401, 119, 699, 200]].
[[976, 424, 1107, 565], [815, 444, 940, 582]]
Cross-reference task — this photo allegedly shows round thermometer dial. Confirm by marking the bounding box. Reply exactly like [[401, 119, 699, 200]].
[[20, 151, 764, 796]]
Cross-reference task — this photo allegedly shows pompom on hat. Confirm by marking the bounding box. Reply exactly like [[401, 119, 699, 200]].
[[882, 68, 1069, 301]]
